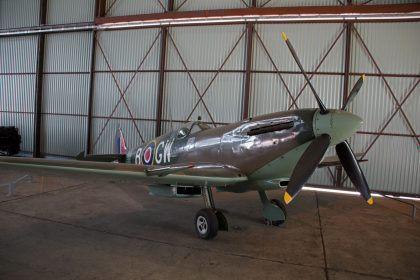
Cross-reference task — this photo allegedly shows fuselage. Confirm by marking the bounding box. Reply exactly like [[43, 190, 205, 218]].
[[124, 108, 362, 187]]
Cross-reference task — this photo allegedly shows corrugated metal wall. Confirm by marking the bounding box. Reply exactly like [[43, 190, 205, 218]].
[[47, 0, 94, 24], [0, 34, 38, 152], [346, 22, 420, 194], [0, 0, 40, 153], [42, 32, 92, 156], [250, 23, 345, 116], [0, 0, 40, 29], [175, 0, 247, 11], [1, 0, 419, 195], [251, 23, 347, 189], [105, 0, 167, 16], [91, 28, 161, 154], [163, 25, 246, 132]]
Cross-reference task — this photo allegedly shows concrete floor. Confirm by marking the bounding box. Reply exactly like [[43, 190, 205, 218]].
[[0, 166, 419, 280]]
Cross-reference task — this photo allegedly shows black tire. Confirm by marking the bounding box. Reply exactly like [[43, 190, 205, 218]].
[[270, 199, 287, 226], [215, 210, 228, 231], [195, 208, 219, 239]]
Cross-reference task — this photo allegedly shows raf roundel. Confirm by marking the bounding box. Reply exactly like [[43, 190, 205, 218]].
[[142, 142, 155, 165]]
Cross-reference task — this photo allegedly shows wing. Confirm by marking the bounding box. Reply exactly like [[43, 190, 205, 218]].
[[75, 151, 126, 163], [0, 156, 247, 187]]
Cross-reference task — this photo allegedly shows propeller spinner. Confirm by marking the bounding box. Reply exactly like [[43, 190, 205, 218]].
[[281, 32, 373, 205]]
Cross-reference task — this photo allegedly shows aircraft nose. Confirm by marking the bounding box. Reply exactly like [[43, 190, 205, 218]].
[[313, 110, 363, 145]]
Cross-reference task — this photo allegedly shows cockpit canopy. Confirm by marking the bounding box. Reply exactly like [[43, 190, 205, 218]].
[[176, 121, 211, 139]]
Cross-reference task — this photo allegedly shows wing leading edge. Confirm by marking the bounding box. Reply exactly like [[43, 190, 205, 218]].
[[0, 156, 247, 187]]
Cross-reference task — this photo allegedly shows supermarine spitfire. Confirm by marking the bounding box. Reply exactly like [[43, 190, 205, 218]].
[[0, 33, 372, 239]]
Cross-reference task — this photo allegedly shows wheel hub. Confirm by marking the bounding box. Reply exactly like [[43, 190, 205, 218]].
[[196, 215, 208, 234]]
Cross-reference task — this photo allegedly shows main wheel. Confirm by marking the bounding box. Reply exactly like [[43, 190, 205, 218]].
[[270, 199, 287, 226], [195, 208, 219, 239]]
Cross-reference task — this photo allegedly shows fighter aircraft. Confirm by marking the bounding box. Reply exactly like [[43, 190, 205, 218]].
[[0, 33, 372, 239]]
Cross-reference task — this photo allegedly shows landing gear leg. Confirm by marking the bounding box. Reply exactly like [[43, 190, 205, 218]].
[[194, 183, 228, 239], [258, 191, 287, 226]]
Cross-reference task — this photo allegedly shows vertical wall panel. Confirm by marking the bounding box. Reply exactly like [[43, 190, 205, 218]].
[[0, 76, 36, 152], [0, 36, 38, 73], [42, 74, 89, 114], [201, 73, 243, 123], [163, 72, 201, 122], [251, 23, 345, 114], [95, 29, 161, 71], [163, 72, 243, 126], [41, 115, 87, 156], [121, 73, 159, 119], [175, 0, 247, 11], [253, 23, 345, 73], [167, 25, 246, 70], [0, 0, 40, 29], [92, 29, 161, 153], [0, 35, 38, 153], [47, 0, 94, 24], [92, 73, 158, 119], [250, 74, 343, 116], [350, 133, 420, 195], [403, 80, 420, 134], [353, 23, 420, 76], [44, 32, 92, 72], [163, 25, 245, 132], [91, 119, 155, 154], [346, 22, 420, 194], [41, 32, 92, 156], [0, 75, 36, 113], [105, 0, 166, 16], [328, 23, 420, 194]]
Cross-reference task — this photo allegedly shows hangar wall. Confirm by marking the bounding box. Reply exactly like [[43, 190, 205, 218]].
[[0, 0, 419, 195]]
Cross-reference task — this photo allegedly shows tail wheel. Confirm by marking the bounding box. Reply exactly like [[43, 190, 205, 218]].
[[195, 208, 219, 239]]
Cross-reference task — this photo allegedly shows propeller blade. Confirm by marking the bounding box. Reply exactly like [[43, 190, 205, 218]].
[[281, 32, 328, 114], [284, 134, 331, 204], [336, 141, 373, 205], [342, 74, 365, 110]]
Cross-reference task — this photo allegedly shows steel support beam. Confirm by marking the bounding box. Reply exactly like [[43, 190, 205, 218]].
[[33, 0, 47, 158], [98, 0, 106, 17], [242, 0, 256, 119], [342, 0, 353, 107], [155, 0, 173, 137], [86, 0, 105, 154], [1, 4, 419, 38], [342, 21, 352, 107], [96, 4, 420, 25], [155, 27, 168, 137]]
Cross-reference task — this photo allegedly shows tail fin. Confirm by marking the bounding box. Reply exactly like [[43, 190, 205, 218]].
[[115, 128, 128, 155]]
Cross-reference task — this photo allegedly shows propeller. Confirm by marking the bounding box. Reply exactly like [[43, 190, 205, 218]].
[[336, 141, 373, 204], [281, 32, 373, 205], [342, 74, 366, 110], [281, 32, 328, 114], [284, 134, 331, 204]]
